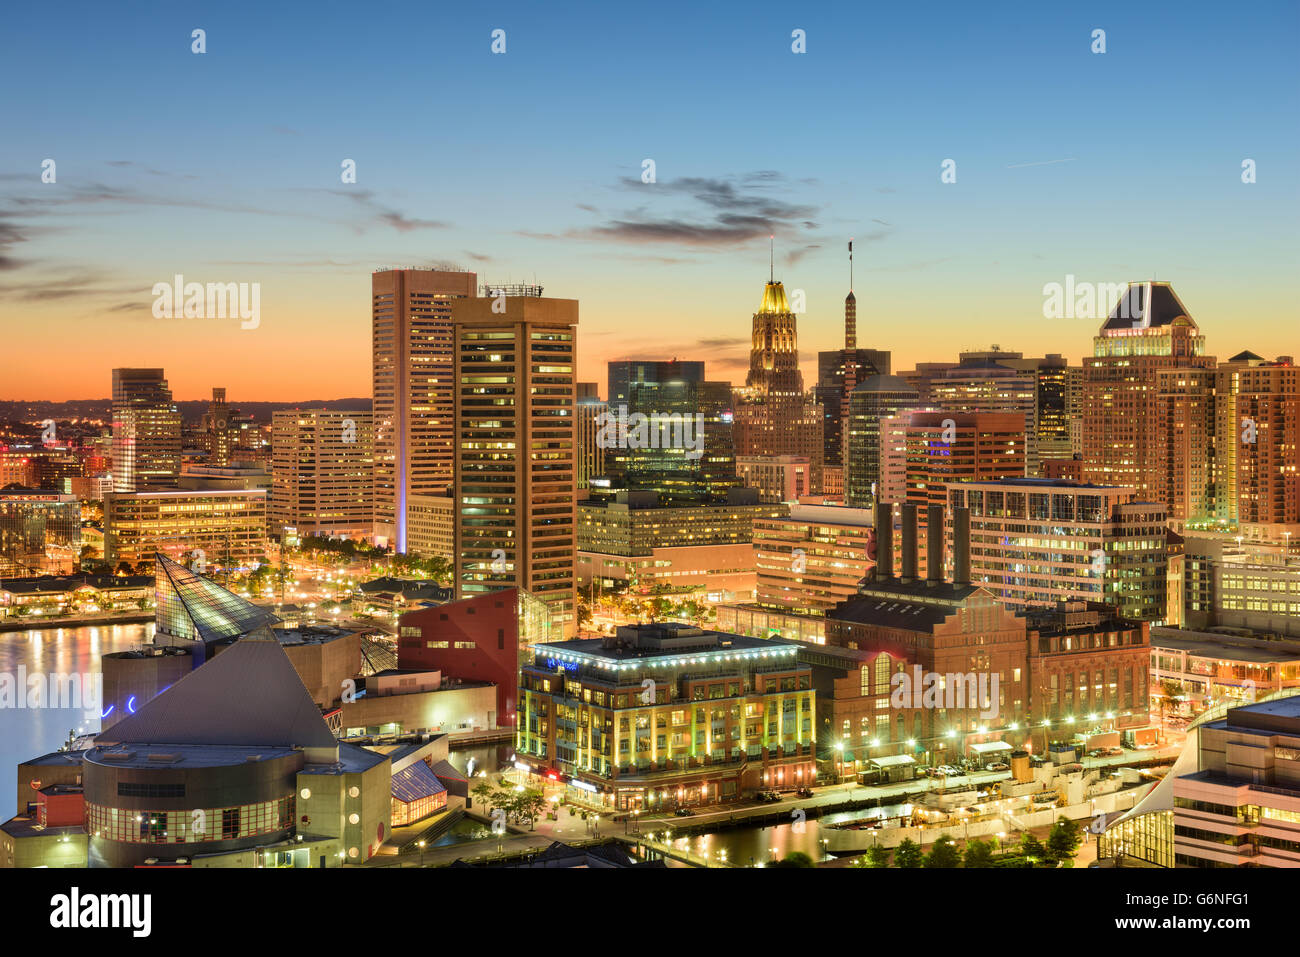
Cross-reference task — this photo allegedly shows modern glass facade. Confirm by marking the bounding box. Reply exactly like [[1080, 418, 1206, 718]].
[[154, 552, 281, 643], [0, 491, 80, 577]]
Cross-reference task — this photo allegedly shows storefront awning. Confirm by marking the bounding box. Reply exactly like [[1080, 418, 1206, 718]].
[[869, 754, 916, 768], [969, 741, 1013, 754]]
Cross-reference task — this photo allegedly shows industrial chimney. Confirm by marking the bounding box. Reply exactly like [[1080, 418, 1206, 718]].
[[927, 504, 945, 584], [873, 500, 893, 579], [953, 505, 972, 585], [900, 503, 918, 581]]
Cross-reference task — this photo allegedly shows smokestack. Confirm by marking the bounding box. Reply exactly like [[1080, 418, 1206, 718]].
[[900, 503, 918, 581], [874, 500, 893, 579], [927, 504, 945, 584], [953, 506, 971, 585]]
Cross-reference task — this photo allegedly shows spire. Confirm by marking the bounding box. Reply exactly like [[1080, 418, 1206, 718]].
[[769, 234, 774, 283], [845, 239, 857, 351]]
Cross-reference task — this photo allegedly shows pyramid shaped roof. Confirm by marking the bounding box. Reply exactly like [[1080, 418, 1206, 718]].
[[95, 635, 338, 750], [1102, 281, 1196, 332], [154, 552, 281, 644]]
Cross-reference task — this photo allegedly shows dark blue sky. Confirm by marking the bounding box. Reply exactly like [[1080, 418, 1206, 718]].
[[2, 0, 1296, 398]]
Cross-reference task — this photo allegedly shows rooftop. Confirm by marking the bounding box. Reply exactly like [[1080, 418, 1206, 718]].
[[538, 624, 799, 668]]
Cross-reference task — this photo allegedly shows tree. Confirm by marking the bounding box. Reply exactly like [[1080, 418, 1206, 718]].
[[1019, 832, 1049, 866], [768, 851, 816, 868], [924, 835, 961, 868], [852, 846, 888, 868], [519, 791, 547, 829], [963, 838, 994, 868], [1161, 679, 1185, 733], [893, 838, 923, 868], [471, 780, 493, 810], [1046, 816, 1083, 866]]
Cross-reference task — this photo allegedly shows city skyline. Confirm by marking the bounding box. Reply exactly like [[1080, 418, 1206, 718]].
[[2, 1, 1297, 400], [3, 0, 1300, 896]]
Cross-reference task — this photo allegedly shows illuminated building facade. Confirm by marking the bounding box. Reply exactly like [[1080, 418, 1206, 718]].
[[104, 489, 267, 569], [1083, 281, 1216, 519], [371, 268, 478, 551], [451, 291, 577, 639], [517, 623, 816, 809], [270, 409, 374, 540], [111, 368, 181, 492]]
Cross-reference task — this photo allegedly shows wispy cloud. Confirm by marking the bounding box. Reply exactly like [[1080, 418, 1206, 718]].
[[1005, 158, 1076, 169], [562, 173, 821, 249]]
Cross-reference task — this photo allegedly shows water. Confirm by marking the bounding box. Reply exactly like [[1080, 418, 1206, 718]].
[[0, 623, 153, 816], [657, 802, 911, 866], [445, 742, 516, 779]]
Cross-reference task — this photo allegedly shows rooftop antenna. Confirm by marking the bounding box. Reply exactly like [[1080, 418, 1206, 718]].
[[848, 237, 854, 292]]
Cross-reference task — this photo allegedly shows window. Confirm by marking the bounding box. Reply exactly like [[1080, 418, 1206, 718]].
[[222, 807, 240, 840]]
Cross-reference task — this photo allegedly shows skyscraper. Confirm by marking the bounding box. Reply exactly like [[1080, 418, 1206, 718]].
[[111, 368, 181, 492], [930, 357, 1040, 475], [452, 290, 578, 640], [1083, 282, 1216, 518], [606, 360, 705, 408], [371, 267, 478, 551], [814, 241, 890, 471], [844, 374, 919, 507], [575, 382, 607, 498], [1212, 352, 1300, 524], [598, 370, 741, 504], [733, 277, 824, 484], [270, 409, 374, 539], [902, 410, 1027, 576]]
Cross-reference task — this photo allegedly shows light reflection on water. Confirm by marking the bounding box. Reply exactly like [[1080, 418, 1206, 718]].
[[0, 623, 153, 815]]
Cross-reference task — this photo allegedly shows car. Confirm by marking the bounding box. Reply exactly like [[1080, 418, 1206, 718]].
[[988, 762, 1010, 772], [674, 807, 695, 817], [796, 787, 813, 797]]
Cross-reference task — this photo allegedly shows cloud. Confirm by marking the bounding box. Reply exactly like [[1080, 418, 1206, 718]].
[[0, 214, 29, 270], [786, 244, 821, 266], [567, 173, 821, 249]]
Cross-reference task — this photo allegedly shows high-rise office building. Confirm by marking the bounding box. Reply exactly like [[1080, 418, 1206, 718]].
[[901, 411, 1027, 576], [816, 348, 889, 471], [1083, 282, 1216, 518], [111, 368, 181, 492], [606, 360, 705, 408], [844, 375, 919, 507], [1212, 352, 1300, 524], [371, 268, 478, 551], [575, 382, 607, 497], [452, 290, 578, 640], [0, 490, 80, 577], [930, 357, 1040, 476], [733, 278, 825, 485], [598, 371, 741, 504], [954, 349, 1074, 474], [104, 488, 267, 568], [949, 478, 1169, 622], [754, 502, 875, 615], [270, 409, 374, 540]]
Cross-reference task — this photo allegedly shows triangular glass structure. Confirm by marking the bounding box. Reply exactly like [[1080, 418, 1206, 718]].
[[154, 552, 281, 644]]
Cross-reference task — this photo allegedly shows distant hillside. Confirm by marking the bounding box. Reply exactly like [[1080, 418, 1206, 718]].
[[0, 398, 373, 426]]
